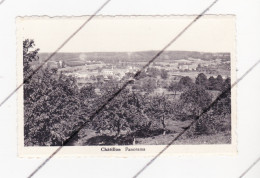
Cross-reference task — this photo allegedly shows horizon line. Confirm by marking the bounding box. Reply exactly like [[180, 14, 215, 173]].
[[38, 50, 231, 54]]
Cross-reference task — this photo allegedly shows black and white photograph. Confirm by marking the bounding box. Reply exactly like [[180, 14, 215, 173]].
[[17, 16, 236, 156], [2, 0, 260, 177]]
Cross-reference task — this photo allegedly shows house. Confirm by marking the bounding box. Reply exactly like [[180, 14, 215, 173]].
[[103, 69, 114, 76]]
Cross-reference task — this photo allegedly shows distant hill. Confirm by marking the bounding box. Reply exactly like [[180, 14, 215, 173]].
[[38, 51, 230, 63]]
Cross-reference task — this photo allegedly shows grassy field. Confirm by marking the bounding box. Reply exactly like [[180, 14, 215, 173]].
[[136, 132, 231, 145], [70, 118, 230, 146], [135, 119, 230, 145]]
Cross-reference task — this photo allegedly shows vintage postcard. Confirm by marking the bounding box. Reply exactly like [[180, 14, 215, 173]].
[[17, 15, 236, 157]]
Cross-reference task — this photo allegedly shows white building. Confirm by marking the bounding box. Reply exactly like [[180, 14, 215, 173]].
[[102, 69, 114, 76]]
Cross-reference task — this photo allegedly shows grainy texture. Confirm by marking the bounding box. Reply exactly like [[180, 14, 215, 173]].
[[17, 15, 236, 157]]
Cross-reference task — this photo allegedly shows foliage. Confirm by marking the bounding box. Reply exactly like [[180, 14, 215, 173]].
[[207, 75, 224, 91], [23, 39, 232, 145], [160, 69, 169, 79], [78, 84, 99, 119], [80, 85, 96, 99], [24, 39, 85, 146], [186, 111, 231, 137], [212, 77, 231, 115], [145, 67, 169, 80], [179, 85, 212, 116], [207, 76, 216, 90], [24, 69, 85, 146], [195, 73, 208, 87], [146, 67, 160, 78], [147, 95, 174, 134], [178, 76, 193, 90], [23, 39, 39, 80], [140, 77, 157, 92], [215, 75, 224, 90], [185, 77, 231, 136], [168, 82, 181, 96], [92, 90, 152, 136]]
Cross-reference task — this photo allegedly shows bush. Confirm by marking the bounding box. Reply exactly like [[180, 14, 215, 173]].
[[179, 85, 212, 116]]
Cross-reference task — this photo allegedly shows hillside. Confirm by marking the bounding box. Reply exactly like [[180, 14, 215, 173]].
[[38, 51, 230, 63]]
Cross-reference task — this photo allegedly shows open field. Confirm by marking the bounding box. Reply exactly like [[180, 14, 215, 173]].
[[69, 118, 231, 146]]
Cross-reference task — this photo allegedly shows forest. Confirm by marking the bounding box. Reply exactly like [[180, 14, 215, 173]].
[[23, 39, 231, 146]]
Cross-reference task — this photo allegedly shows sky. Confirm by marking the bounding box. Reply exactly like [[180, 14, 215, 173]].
[[17, 15, 236, 53]]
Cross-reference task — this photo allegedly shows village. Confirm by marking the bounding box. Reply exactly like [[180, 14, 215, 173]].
[[45, 55, 230, 89]]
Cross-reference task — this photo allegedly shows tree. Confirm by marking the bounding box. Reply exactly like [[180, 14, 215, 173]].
[[23, 39, 39, 80], [141, 77, 157, 92], [215, 75, 224, 91], [147, 67, 160, 78], [213, 77, 231, 115], [196, 64, 202, 71], [148, 95, 173, 135], [24, 68, 84, 146], [168, 82, 181, 97], [184, 77, 231, 136], [96, 75, 104, 83], [92, 90, 151, 138], [207, 75, 224, 91], [160, 69, 168, 79], [195, 73, 208, 87], [207, 76, 216, 90], [134, 71, 146, 79], [178, 76, 193, 90], [179, 85, 212, 116], [78, 84, 98, 118], [23, 40, 85, 146], [80, 85, 96, 99]]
